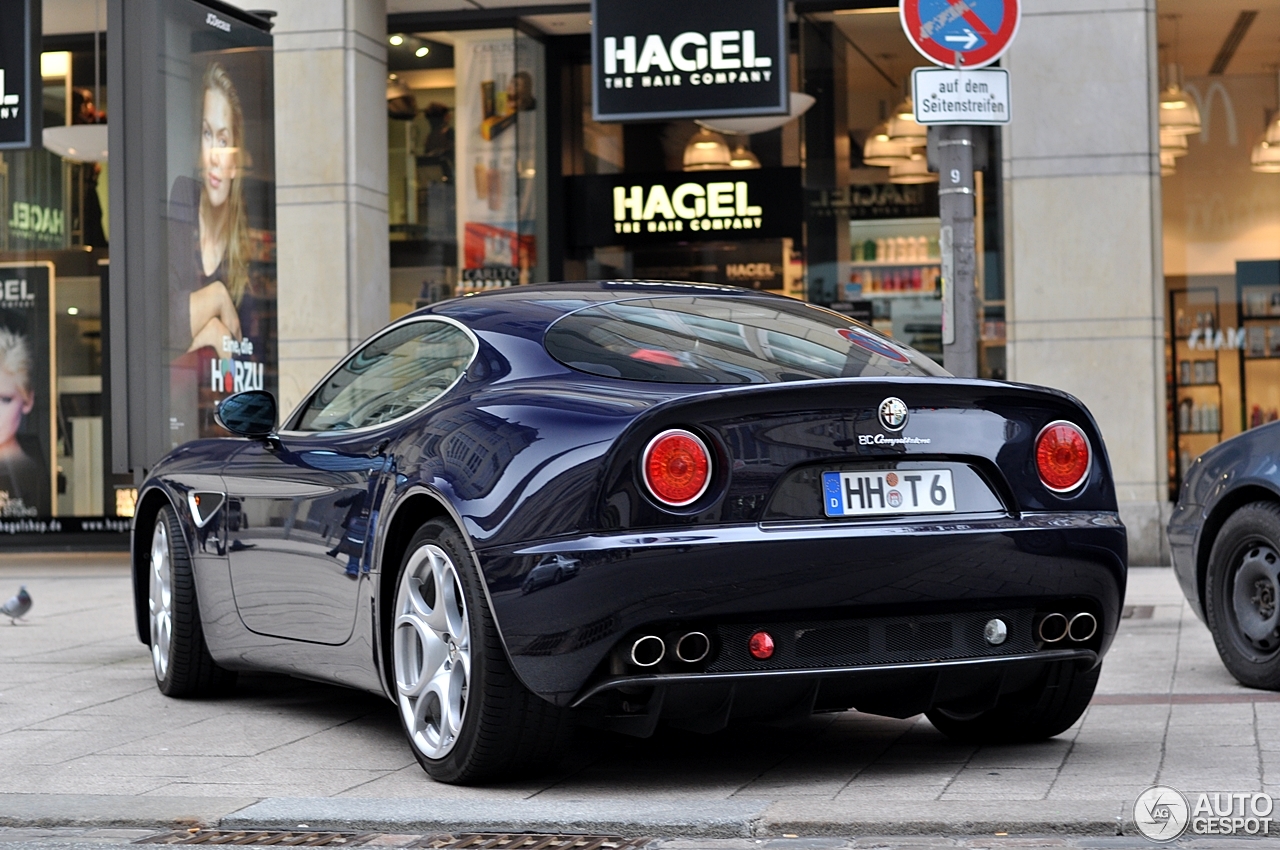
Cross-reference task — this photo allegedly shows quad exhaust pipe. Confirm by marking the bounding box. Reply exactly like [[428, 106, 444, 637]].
[[1037, 611, 1097, 644], [629, 631, 712, 667], [629, 635, 665, 667], [675, 631, 711, 663], [1068, 612, 1097, 642]]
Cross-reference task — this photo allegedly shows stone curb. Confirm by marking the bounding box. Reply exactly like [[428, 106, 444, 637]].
[[0, 795, 258, 830], [0, 795, 1138, 839], [219, 798, 772, 839]]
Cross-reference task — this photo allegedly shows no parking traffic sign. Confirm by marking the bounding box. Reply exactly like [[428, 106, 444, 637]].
[[900, 0, 1020, 69]]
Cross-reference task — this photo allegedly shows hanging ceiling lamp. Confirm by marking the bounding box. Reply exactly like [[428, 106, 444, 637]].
[[1160, 129, 1189, 158], [695, 92, 817, 135], [888, 152, 936, 184], [728, 137, 761, 169], [683, 127, 732, 171], [1159, 151, 1178, 177], [43, 0, 108, 162], [1251, 139, 1280, 172], [888, 99, 927, 147], [1158, 19, 1201, 137], [863, 121, 912, 167], [1252, 71, 1280, 173]]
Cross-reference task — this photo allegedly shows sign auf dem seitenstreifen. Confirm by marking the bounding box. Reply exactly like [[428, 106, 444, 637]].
[[912, 66, 1010, 125], [591, 0, 787, 122]]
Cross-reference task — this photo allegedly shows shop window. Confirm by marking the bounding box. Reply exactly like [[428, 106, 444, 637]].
[[556, 11, 1003, 376], [1159, 4, 1280, 495], [0, 38, 128, 531], [387, 29, 545, 317], [798, 10, 1003, 374]]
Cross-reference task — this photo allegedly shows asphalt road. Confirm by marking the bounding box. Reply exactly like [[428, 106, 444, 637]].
[[0, 552, 1275, 840]]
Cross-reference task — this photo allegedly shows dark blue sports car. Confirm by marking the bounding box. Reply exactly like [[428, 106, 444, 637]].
[[1169, 421, 1280, 689], [132, 281, 1127, 784]]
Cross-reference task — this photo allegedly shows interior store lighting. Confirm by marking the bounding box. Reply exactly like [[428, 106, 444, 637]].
[[888, 153, 937, 184], [1160, 128, 1188, 159], [682, 127, 732, 171], [389, 34, 404, 45], [42, 2, 107, 163], [1250, 138, 1280, 172], [862, 121, 913, 166], [888, 101, 927, 146], [1158, 18, 1201, 137], [728, 138, 761, 169], [694, 92, 816, 135], [415, 46, 430, 57], [1251, 71, 1280, 173]]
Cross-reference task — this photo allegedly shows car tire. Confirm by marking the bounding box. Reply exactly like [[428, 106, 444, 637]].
[[392, 520, 571, 784], [925, 660, 1100, 743], [1205, 501, 1280, 689], [148, 504, 237, 697]]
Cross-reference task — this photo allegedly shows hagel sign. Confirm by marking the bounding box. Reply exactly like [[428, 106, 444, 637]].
[[0, 0, 39, 149], [566, 168, 802, 247], [591, 0, 787, 122]]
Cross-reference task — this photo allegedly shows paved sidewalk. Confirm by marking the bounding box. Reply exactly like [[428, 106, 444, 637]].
[[0, 553, 1273, 837]]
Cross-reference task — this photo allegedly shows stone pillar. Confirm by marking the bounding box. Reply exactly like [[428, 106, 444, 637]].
[[1002, 0, 1168, 563], [267, 0, 389, 414]]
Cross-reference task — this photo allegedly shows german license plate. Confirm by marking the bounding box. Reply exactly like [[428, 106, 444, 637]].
[[822, 469, 955, 517]]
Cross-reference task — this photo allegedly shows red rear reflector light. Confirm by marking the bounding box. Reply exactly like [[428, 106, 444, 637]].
[[1035, 421, 1091, 493], [748, 631, 775, 660], [642, 428, 712, 507]]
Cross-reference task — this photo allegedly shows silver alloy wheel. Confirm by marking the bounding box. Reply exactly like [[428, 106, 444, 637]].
[[394, 543, 470, 759], [149, 520, 173, 680]]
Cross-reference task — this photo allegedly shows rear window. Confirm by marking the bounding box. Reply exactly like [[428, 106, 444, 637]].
[[543, 296, 949, 384]]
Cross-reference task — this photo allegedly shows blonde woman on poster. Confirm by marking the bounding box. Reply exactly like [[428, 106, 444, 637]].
[[168, 61, 250, 355]]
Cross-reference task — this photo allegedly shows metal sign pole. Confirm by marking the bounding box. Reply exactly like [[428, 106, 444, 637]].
[[901, 1, 1019, 378], [938, 123, 978, 377]]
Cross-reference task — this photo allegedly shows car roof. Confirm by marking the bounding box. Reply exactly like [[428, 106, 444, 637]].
[[422, 280, 775, 335]]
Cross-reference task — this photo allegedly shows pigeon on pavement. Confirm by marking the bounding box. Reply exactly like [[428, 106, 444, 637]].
[[1, 586, 31, 624]]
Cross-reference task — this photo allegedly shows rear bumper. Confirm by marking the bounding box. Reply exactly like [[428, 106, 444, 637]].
[[568, 648, 1098, 735], [477, 511, 1126, 705]]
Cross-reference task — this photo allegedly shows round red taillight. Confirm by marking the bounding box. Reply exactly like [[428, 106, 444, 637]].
[[748, 631, 775, 660], [1035, 421, 1091, 493], [642, 429, 712, 507]]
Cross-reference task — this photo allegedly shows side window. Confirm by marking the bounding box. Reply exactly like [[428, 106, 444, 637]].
[[293, 321, 474, 432]]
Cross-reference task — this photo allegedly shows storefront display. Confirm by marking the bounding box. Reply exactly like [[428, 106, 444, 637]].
[[162, 2, 277, 448], [0, 262, 53, 519], [453, 30, 539, 294], [1161, 27, 1280, 493]]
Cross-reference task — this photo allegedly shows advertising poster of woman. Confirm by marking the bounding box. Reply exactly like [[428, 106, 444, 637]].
[[165, 3, 276, 447], [453, 30, 540, 293], [0, 262, 54, 520]]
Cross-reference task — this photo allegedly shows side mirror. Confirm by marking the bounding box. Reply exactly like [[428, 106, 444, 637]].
[[216, 390, 278, 438]]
